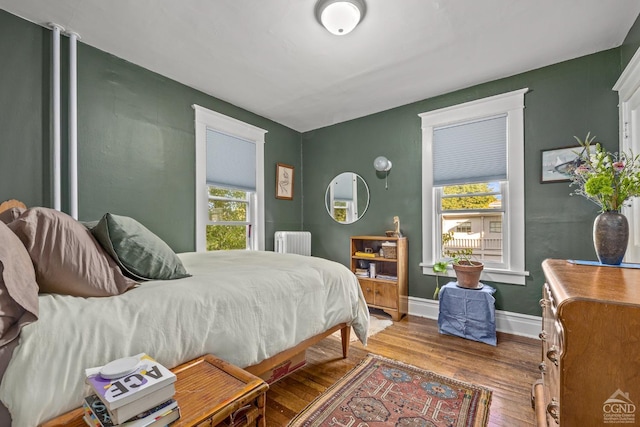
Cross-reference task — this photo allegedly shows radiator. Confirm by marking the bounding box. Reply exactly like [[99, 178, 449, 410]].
[[274, 231, 311, 256]]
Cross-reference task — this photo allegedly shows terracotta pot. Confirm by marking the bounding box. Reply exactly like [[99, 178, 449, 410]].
[[453, 261, 484, 289], [593, 211, 628, 265]]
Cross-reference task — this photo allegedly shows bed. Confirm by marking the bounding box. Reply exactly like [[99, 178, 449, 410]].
[[0, 203, 369, 427]]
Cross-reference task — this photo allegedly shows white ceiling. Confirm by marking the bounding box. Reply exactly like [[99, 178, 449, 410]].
[[1, 0, 639, 132]]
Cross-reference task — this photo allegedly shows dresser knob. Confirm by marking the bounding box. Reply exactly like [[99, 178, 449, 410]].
[[538, 362, 547, 373], [547, 398, 560, 422], [547, 345, 559, 366], [539, 330, 547, 341]]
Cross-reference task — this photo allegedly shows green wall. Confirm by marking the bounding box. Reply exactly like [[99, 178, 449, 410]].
[[0, 9, 630, 316], [0, 11, 49, 209], [302, 49, 622, 316], [0, 10, 303, 252], [621, 13, 640, 69]]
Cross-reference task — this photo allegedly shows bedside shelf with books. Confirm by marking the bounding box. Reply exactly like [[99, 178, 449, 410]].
[[41, 355, 268, 427], [350, 236, 408, 321]]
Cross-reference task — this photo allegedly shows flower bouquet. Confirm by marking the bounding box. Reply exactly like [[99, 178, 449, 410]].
[[569, 132, 640, 264], [570, 132, 640, 212]]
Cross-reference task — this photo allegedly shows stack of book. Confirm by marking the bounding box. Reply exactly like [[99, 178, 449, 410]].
[[355, 268, 369, 277], [83, 353, 180, 427], [376, 273, 397, 281]]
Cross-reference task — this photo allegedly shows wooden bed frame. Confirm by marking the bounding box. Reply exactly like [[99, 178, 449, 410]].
[[3, 200, 354, 424], [0, 199, 353, 373], [0, 199, 26, 213], [245, 323, 350, 377]]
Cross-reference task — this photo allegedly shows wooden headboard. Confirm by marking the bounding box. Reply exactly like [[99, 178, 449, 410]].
[[0, 199, 26, 214]]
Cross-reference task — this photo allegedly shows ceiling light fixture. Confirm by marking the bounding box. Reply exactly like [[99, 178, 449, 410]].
[[315, 0, 366, 36]]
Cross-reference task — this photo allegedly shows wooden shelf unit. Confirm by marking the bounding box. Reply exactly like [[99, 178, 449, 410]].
[[350, 236, 407, 321]]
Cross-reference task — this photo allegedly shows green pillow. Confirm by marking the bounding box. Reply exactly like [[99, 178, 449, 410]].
[[79, 220, 99, 231], [92, 213, 190, 281]]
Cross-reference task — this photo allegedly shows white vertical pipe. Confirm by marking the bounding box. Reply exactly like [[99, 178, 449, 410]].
[[50, 23, 64, 211], [68, 31, 80, 219]]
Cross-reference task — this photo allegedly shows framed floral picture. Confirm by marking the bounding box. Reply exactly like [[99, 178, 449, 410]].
[[276, 163, 294, 200], [541, 145, 583, 183]]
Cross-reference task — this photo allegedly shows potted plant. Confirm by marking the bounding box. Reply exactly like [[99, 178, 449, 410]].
[[432, 231, 484, 294]]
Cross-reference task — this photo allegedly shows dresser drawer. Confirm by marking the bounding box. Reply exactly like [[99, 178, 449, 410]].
[[539, 283, 562, 425]]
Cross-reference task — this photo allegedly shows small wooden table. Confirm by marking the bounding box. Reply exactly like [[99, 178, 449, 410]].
[[41, 354, 269, 427]]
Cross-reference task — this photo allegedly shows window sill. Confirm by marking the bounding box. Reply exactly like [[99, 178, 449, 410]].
[[420, 263, 528, 286]]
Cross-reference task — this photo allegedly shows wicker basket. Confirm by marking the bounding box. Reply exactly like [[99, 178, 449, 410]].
[[381, 242, 397, 259]]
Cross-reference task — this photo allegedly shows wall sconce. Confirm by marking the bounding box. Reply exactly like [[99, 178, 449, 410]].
[[373, 156, 392, 189], [315, 0, 366, 36]]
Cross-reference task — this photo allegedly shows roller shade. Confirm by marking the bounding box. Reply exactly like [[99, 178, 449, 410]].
[[206, 128, 256, 191], [433, 114, 507, 186], [333, 173, 354, 200]]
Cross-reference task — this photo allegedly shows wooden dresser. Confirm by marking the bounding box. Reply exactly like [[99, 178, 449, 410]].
[[533, 259, 640, 426]]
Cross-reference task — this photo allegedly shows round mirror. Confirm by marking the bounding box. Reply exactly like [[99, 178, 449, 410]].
[[325, 172, 370, 224]]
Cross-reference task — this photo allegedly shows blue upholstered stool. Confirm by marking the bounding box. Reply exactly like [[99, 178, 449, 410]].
[[437, 281, 497, 346]]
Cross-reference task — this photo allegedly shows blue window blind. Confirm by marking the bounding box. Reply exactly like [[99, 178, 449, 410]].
[[333, 173, 354, 200], [433, 114, 507, 186], [206, 129, 256, 191]]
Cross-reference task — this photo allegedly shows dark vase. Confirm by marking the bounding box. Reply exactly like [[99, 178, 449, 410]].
[[593, 211, 629, 265]]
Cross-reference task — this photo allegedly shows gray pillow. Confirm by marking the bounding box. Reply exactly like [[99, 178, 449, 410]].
[[0, 221, 38, 346], [0, 207, 25, 224], [92, 213, 190, 281], [8, 208, 138, 297]]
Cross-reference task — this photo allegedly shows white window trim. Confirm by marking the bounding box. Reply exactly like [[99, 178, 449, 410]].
[[418, 88, 529, 285], [193, 105, 267, 252], [614, 47, 640, 263]]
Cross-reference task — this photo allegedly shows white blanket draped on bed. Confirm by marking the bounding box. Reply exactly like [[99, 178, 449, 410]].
[[0, 251, 369, 427]]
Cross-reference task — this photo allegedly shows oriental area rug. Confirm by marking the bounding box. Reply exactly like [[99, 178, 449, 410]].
[[288, 354, 492, 427]]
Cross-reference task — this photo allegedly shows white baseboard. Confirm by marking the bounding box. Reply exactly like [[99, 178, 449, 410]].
[[408, 296, 542, 339]]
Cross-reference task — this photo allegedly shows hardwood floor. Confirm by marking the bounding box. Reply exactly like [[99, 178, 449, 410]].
[[265, 314, 540, 427]]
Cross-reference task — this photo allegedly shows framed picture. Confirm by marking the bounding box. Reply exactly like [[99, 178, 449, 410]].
[[276, 163, 294, 200], [541, 145, 584, 183]]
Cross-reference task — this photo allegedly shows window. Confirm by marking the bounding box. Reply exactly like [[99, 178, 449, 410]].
[[193, 105, 267, 252], [419, 89, 529, 285], [206, 185, 254, 250], [440, 186, 504, 264], [455, 221, 472, 233]]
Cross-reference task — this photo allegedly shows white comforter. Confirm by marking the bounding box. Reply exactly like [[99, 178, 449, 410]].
[[0, 251, 369, 427]]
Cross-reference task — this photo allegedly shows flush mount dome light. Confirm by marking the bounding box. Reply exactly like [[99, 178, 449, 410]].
[[316, 0, 366, 35]]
